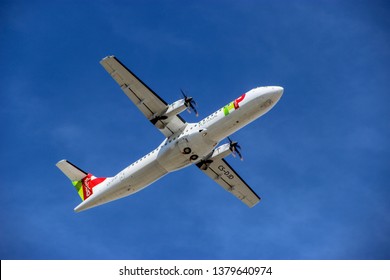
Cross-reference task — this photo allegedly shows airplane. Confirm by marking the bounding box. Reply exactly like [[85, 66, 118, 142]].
[[56, 55, 283, 212]]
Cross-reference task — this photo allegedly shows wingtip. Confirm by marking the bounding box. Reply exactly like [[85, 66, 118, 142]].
[[104, 54, 115, 58], [55, 159, 67, 166], [100, 55, 115, 63]]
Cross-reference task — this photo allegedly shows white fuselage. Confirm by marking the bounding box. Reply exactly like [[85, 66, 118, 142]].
[[74, 86, 283, 212]]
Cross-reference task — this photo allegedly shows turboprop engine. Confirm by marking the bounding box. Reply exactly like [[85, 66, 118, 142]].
[[150, 90, 198, 129], [197, 138, 243, 170]]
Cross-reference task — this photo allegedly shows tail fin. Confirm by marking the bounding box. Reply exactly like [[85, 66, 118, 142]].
[[56, 160, 107, 201]]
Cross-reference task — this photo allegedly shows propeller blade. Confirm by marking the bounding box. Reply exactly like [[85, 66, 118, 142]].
[[190, 103, 199, 117], [236, 149, 244, 161], [181, 89, 198, 117], [228, 137, 243, 161], [180, 88, 187, 99]]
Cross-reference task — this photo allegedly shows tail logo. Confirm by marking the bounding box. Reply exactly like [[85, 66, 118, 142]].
[[83, 175, 93, 198], [73, 174, 107, 201]]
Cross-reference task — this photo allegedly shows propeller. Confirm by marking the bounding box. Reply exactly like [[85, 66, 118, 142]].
[[181, 89, 198, 117], [228, 137, 243, 161]]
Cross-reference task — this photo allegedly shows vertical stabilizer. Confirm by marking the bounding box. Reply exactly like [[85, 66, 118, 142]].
[[56, 160, 106, 201]]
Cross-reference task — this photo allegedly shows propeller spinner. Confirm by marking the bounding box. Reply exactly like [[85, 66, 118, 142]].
[[181, 89, 198, 117]]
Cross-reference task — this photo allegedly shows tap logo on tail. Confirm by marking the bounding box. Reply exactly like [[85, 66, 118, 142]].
[[72, 174, 106, 201]]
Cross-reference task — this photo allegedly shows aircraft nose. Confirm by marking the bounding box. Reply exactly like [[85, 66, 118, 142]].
[[271, 86, 284, 100]]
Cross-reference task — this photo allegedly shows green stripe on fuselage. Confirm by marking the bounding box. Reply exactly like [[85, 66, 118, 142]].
[[223, 102, 235, 116]]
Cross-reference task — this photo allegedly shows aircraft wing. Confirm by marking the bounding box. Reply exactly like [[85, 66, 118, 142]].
[[100, 56, 186, 137], [197, 158, 261, 207]]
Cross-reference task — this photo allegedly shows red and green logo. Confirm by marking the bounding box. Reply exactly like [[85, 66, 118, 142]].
[[72, 174, 106, 201], [223, 93, 246, 116]]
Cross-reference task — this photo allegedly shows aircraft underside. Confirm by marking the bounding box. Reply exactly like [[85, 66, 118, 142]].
[[56, 55, 283, 212]]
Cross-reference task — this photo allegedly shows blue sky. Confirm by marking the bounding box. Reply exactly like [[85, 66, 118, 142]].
[[1, 0, 389, 259]]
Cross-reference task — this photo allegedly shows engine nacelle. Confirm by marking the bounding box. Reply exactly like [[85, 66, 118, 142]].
[[150, 99, 187, 129], [197, 143, 232, 170], [164, 99, 187, 118], [209, 143, 232, 160]]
